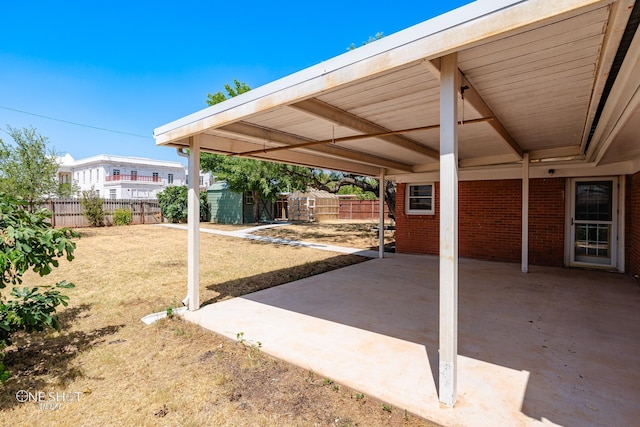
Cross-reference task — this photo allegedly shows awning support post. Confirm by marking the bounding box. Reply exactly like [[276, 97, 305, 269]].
[[379, 169, 386, 259], [187, 137, 201, 311], [522, 152, 529, 273], [439, 52, 459, 407]]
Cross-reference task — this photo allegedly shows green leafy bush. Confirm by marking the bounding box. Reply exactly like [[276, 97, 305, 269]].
[[0, 193, 78, 382], [113, 208, 132, 226], [80, 189, 104, 227], [157, 186, 209, 223], [157, 186, 188, 222]]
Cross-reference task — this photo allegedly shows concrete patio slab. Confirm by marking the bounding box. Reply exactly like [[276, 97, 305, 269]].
[[183, 254, 640, 427]]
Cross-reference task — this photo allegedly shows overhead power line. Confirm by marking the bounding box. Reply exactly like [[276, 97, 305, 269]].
[[0, 105, 153, 139]]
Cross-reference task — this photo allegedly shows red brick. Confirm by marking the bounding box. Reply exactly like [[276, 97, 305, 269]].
[[395, 179, 565, 266]]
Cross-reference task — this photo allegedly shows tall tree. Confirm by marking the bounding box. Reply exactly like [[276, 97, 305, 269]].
[[0, 126, 74, 211], [347, 32, 384, 51], [202, 81, 309, 222]]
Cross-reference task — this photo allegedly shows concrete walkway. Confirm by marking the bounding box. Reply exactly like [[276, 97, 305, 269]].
[[183, 254, 640, 427], [158, 223, 380, 258]]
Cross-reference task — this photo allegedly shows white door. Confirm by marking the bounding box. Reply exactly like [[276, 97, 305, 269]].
[[569, 178, 617, 267]]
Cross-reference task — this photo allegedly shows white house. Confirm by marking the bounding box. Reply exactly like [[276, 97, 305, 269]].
[[57, 154, 211, 199]]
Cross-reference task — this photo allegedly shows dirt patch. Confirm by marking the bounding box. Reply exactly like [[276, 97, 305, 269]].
[[252, 221, 395, 250]]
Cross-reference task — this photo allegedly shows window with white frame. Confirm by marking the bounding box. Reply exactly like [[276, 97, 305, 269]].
[[168, 173, 174, 184], [405, 183, 434, 215], [109, 189, 116, 199]]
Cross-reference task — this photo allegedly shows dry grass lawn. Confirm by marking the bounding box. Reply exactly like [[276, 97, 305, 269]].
[[252, 221, 395, 250], [0, 224, 434, 427]]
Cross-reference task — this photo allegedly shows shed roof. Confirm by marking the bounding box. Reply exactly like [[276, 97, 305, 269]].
[[155, 0, 640, 179], [208, 181, 228, 191]]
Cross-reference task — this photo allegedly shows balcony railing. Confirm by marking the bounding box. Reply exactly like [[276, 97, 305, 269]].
[[105, 175, 160, 183]]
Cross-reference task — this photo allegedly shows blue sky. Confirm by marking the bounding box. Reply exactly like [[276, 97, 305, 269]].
[[0, 0, 472, 164]]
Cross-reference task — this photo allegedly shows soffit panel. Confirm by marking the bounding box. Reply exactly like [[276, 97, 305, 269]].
[[459, 5, 611, 152]]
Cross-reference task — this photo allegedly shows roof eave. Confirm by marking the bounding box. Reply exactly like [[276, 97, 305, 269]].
[[154, 0, 609, 147]]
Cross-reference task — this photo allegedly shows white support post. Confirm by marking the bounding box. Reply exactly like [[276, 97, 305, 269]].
[[439, 52, 459, 407], [378, 169, 385, 259], [187, 137, 201, 311], [522, 153, 529, 273]]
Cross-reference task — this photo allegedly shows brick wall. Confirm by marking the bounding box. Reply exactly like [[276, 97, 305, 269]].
[[395, 178, 566, 266], [628, 173, 640, 278], [528, 178, 566, 267], [459, 180, 522, 262], [395, 182, 440, 255]]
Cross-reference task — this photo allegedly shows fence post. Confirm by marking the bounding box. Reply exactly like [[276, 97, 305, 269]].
[[49, 199, 56, 227], [141, 201, 145, 224]]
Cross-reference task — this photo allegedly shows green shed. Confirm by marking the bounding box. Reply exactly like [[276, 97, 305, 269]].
[[207, 182, 274, 224]]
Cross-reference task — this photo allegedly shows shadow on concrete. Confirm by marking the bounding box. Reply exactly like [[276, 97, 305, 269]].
[[201, 254, 371, 306], [233, 255, 640, 426]]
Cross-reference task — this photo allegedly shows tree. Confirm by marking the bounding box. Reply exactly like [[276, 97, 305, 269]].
[[206, 79, 251, 106], [282, 169, 396, 219], [157, 186, 208, 223], [0, 193, 78, 382], [0, 126, 75, 212], [200, 154, 309, 222], [202, 81, 309, 222], [80, 188, 105, 227], [347, 32, 384, 51]]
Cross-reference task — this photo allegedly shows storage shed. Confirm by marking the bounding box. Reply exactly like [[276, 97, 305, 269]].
[[287, 189, 339, 222], [207, 182, 273, 224]]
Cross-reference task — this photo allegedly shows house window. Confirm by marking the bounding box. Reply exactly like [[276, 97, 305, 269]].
[[113, 169, 120, 176], [131, 170, 137, 181], [405, 183, 434, 215], [109, 189, 116, 199], [168, 173, 174, 184], [152, 172, 159, 182], [199, 175, 204, 186]]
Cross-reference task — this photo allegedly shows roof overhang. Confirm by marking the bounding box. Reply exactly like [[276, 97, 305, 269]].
[[155, 0, 640, 179]]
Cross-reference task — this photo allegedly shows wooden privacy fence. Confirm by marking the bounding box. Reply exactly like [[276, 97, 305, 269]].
[[287, 190, 340, 222], [39, 199, 162, 228], [338, 199, 389, 220]]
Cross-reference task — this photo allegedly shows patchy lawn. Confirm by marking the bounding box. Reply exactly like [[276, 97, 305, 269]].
[[1, 224, 434, 426], [251, 220, 395, 250]]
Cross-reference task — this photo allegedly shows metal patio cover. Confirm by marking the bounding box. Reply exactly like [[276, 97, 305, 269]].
[[155, 0, 640, 180]]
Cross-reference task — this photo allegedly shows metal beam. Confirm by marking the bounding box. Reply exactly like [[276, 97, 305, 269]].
[[422, 59, 524, 159], [290, 98, 440, 159], [197, 133, 382, 176], [221, 122, 414, 172]]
